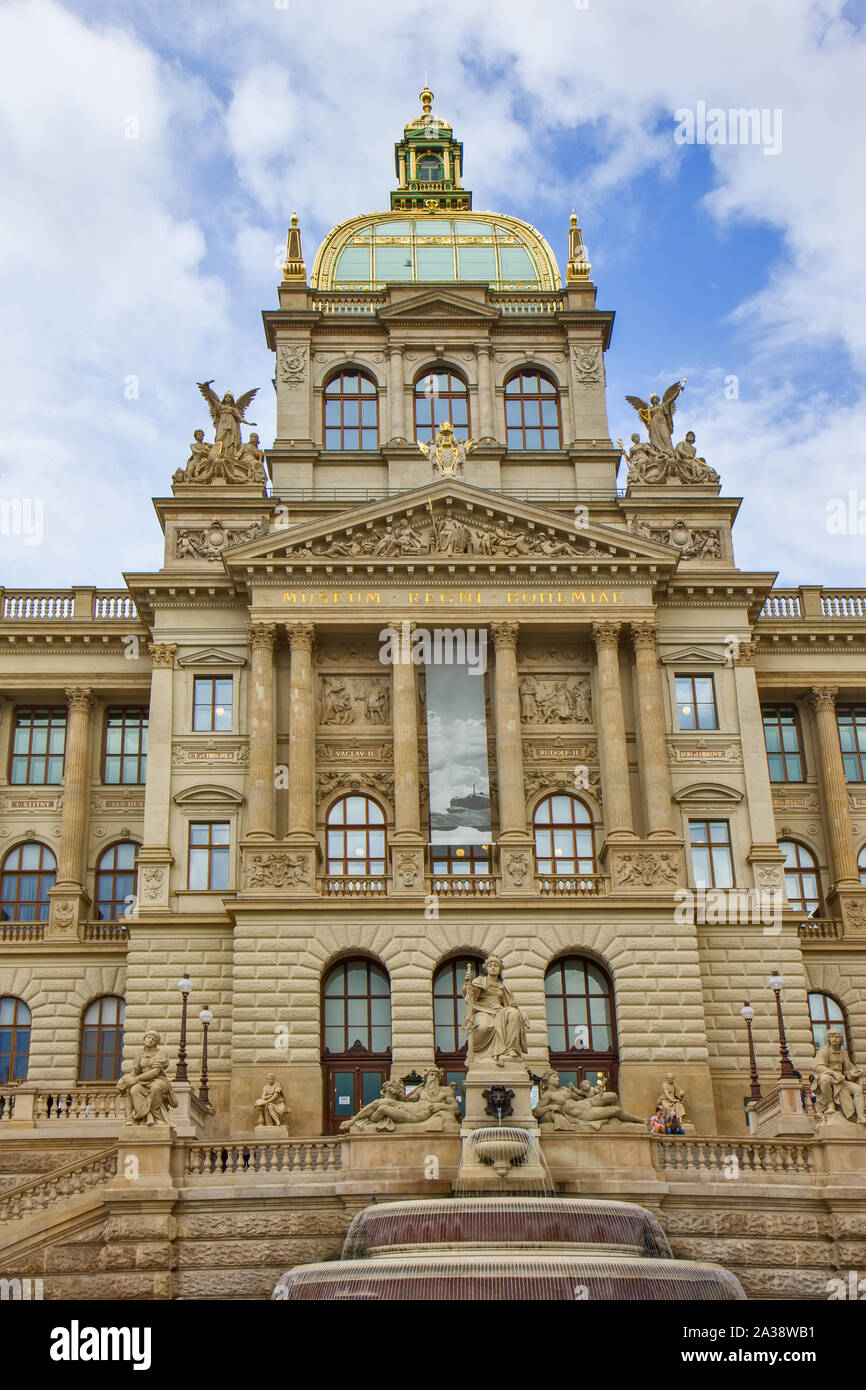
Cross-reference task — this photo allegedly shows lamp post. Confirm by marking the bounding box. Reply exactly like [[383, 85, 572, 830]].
[[198, 1004, 213, 1108], [768, 969, 796, 1078], [175, 970, 192, 1082], [740, 1002, 762, 1100]]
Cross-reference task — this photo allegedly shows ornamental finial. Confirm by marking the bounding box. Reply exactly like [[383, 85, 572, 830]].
[[420, 83, 433, 116]]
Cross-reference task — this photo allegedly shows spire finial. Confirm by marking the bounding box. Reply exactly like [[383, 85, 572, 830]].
[[420, 83, 433, 116]]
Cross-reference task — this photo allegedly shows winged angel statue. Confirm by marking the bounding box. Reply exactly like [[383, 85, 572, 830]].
[[620, 379, 718, 486], [173, 382, 265, 486]]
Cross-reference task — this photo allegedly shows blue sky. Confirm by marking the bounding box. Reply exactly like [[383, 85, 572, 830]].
[[1, 0, 865, 587]]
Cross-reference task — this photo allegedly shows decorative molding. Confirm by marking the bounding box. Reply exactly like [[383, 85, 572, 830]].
[[172, 740, 249, 768], [175, 518, 268, 562], [149, 643, 178, 669], [613, 851, 680, 888], [176, 647, 247, 668], [277, 344, 308, 387], [672, 781, 744, 804], [172, 783, 245, 807], [319, 675, 390, 727], [317, 768, 394, 802], [571, 345, 603, 385]]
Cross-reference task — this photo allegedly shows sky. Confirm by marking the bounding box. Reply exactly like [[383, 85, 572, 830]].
[[1, 0, 865, 588]]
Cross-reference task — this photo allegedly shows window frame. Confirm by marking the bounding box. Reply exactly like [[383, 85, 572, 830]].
[[413, 368, 470, 444], [675, 674, 719, 731], [192, 676, 234, 734], [103, 707, 149, 785], [0, 842, 57, 922], [187, 821, 231, 892], [321, 957, 392, 1058], [778, 838, 823, 917], [808, 990, 852, 1058], [503, 369, 562, 451], [837, 705, 866, 782], [9, 706, 67, 785], [0, 996, 32, 1083], [325, 794, 387, 877], [78, 995, 126, 1083], [532, 793, 597, 877], [688, 819, 735, 889], [761, 704, 805, 783], [322, 370, 380, 451], [544, 956, 619, 1093], [94, 841, 140, 922], [858, 844, 866, 886]]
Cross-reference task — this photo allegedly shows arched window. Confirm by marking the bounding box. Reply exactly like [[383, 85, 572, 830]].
[[504, 370, 561, 450], [323, 370, 379, 450], [95, 842, 138, 922], [533, 794, 597, 877], [0, 843, 56, 921], [859, 844, 866, 886], [779, 840, 823, 916], [0, 997, 31, 1083], [417, 155, 443, 182], [544, 957, 618, 1091], [808, 991, 852, 1056], [413, 369, 469, 444], [79, 996, 126, 1081], [322, 958, 391, 1133], [433, 955, 485, 1116], [326, 795, 386, 876]]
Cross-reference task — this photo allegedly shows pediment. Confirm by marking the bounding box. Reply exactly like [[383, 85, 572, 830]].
[[222, 480, 679, 573], [176, 647, 247, 668], [660, 645, 726, 666], [378, 289, 498, 322], [173, 783, 245, 807], [673, 782, 743, 804]]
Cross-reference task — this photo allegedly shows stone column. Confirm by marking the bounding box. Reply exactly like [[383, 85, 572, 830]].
[[285, 623, 316, 841], [592, 621, 635, 839], [246, 622, 277, 840], [492, 623, 533, 892], [630, 621, 675, 838], [387, 344, 406, 442], [475, 344, 496, 441], [137, 643, 177, 915], [47, 687, 93, 937], [389, 627, 425, 893], [808, 686, 860, 887]]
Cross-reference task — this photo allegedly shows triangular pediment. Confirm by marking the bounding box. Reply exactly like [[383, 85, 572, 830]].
[[176, 647, 247, 668], [221, 479, 680, 574], [660, 645, 726, 666], [378, 288, 499, 322]]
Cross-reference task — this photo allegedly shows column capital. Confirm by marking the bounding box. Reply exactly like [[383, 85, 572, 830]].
[[65, 686, 93, 712], [807, 685, 839, 712], [592, 620, 622, 650], [629, 619, 659, 651], [148, 642, 177, 669], [285, 622, 316, 652], [474, 341, 492, 357], [386, 342, 404, 359], [491, 621, 519, 652], [249, 621, 277, 653]]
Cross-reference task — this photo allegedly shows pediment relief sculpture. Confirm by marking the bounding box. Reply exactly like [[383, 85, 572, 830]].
[[282, 507, 600, 562], [172, 381, 267, 487]]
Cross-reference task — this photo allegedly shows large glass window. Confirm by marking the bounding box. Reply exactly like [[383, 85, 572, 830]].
[[0, 843, 56, 921], [504, 371, 561, 450], [416, 155, 443, 182], [323, 371, 379, 450], [9, 707, 66, 784], [675, 675, 718, 731], [544, 957, 618, 1091], [0, 997, 31, 1083], [808, 992, 851, 1055], [188, 822, 230, 891], [322, 959, 391, 1055], [762, 705, 804, 782], [413, 369, 470, 444], [326, 795, 386, 876], [689, 820, 734, 888], [79, 996, 126, 1082], [838, 706, 866, 781], [193, 677, 233, 733], [533, 794, 596, 876], [95, 842, 138, 921], [430, 844, 491, 877], [779, 839, 823, 916], [103, 708, 148, 784]]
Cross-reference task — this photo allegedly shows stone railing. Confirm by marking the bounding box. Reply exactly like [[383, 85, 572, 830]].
[[797, 918, 843, 940], [759, 586, 866, 621], [428, 875, 497, 897], [321, 876, 387, 897], [490, 291, 567, 316], [536, 874, 606, 897], [654, 1137, 814, 1175], [0, 587, 137, 621], [0, 1090, 18, 1123], [35, 1090, 125, 1122], [81, 921, 130, 942], [185, 1139, 343, 1176], [0, 923, 44, 942], [310, 293, 387, 316], [0, 1147, 117, 1225]]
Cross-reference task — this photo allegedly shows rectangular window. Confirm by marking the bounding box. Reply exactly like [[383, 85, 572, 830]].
[[192, 677, 233, 733], [689, 820, 734, 889], [103, 708, 149, 784], [187, 822, 230, 891], [838, 705, 866, 782], [675, 675, 718, 730], [10, 707, 66, 784], [761, 705, 804, 782]]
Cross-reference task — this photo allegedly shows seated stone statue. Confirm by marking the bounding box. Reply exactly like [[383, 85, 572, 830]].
[[533, 1071, 645, 1132], [811, 1029, 866, 1126], [462, 956, 528, 1067], [341, 1066, 461, 1134], [657, 1072, 688, 1124], [620, 434, 668, 486], [672, 432, 719, 484], [116, 1030, 178, 1126], [254, 1073, 290, 1128], [235, 432, 267, 485]]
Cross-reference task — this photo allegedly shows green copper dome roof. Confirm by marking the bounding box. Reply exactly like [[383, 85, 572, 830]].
[[311, 211, 562, 292]]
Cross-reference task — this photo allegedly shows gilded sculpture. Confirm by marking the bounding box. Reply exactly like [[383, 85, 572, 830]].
[[417, 420, 477, 476]]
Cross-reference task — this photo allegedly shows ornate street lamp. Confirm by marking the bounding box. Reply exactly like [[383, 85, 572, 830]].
[[768, 969, 796, 1078], [740, 1002, 762, 1100], [175, 970, 192, 1082], [198, 1003, 213, 1108]]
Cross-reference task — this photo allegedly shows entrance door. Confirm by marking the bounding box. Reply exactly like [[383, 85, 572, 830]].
[[327, 1064, 389, 1133], [322, 958, 392, 1135]]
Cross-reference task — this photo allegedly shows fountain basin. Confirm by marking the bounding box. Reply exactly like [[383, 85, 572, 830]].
[[272, 1252, 746, 1301]]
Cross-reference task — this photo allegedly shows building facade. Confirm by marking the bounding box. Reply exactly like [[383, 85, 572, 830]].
[[1, 91, 865, 1298]]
